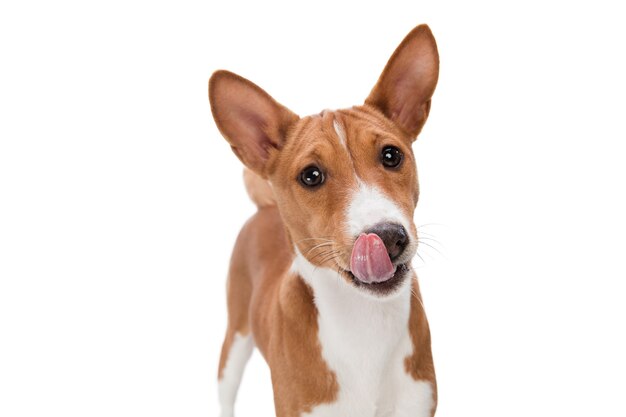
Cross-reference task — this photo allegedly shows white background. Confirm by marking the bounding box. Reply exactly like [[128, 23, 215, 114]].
[[1, 0, 625, 416]]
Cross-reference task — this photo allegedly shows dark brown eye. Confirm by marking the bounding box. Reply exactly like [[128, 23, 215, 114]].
[[299, 165, 325, 187], [381, 146, 403, 168]]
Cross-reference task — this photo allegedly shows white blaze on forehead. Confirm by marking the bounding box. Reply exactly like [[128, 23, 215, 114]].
[[347, 181, 411, 237], [333, 119, 347, 148]]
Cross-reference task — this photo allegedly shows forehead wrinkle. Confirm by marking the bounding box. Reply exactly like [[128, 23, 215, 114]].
[[301, 112, 354, 157], [319, 112, 361, 178], [286, 111, 363, 182], [287, 117, 312, 143], [303, 117, 333, 148], [298, 116, 321, 141], [288, 135, 342, 175], [342, 106, 406, 141], [284, 116, 320, 155], [339, 111, 391, 141], [338, 110, 393, 188]]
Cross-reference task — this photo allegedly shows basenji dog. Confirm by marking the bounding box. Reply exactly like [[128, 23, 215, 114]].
[[208, 24, 439, 417]]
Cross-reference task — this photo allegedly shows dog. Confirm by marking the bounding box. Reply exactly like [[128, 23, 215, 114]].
[[208, 24, 439, 417]]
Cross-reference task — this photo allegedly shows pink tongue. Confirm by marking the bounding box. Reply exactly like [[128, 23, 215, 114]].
[[350, 233, 395, 283]]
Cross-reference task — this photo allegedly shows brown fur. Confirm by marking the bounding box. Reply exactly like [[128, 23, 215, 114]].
[[406, 279, 438, 414], [210, 24, 440, 416], [243, 169, 276, 207], [219, 206, 339, 414], [269, 107, 420, 276]]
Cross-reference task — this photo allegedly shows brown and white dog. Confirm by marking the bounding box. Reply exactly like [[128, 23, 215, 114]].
[[209, 24, 439, 417]]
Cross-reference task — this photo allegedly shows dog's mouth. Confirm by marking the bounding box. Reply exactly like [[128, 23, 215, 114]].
[[340, 263, 410, 296], [337, 232, 412, 296]]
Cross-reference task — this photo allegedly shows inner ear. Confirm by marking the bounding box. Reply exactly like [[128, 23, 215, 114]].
[[209, 70, 299, 177], [365, 24, 439, 139]]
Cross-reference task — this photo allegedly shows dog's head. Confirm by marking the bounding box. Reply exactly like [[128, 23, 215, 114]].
[[209, 25, 438, 297]]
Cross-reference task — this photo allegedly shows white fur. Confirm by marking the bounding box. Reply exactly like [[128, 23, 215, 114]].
[[346, 181, 412, 238], [218, 332, 254, 417], [333, 119, 348, 148], [293, 252, 435, 417]]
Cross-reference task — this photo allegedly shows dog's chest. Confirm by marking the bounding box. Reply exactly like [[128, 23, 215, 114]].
[[297, 266, 434, 417]]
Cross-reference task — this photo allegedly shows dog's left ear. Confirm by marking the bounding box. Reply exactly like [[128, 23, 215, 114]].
[[365, 24, 439, 140]]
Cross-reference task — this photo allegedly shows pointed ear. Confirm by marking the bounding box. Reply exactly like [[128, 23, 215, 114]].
[[208, 70, 299, 177], [365, 24, 439, 140]]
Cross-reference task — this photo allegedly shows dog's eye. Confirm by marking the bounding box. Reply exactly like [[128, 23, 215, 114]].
[[299, 165, 325, 187], [381, 146, 403, 168]]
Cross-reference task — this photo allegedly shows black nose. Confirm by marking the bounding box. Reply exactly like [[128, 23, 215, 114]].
[[366, 222, 409, 261]]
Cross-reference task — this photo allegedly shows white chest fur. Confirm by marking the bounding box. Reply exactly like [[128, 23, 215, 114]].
[[293, 253, 434, 417]]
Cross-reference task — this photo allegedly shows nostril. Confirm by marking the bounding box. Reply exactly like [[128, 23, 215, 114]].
[[364, 222, 409, 262]]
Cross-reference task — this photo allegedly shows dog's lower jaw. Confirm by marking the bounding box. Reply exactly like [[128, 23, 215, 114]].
[[343, 263, 411, 297]]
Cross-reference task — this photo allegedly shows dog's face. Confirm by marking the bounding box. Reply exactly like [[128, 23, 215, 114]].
[[209, 25, 439, 297], [270, 108, 421, 297]]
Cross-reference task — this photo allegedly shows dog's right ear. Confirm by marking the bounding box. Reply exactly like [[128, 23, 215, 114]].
[[209, 70, 299, 177], [365, 24, 439, 140]]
